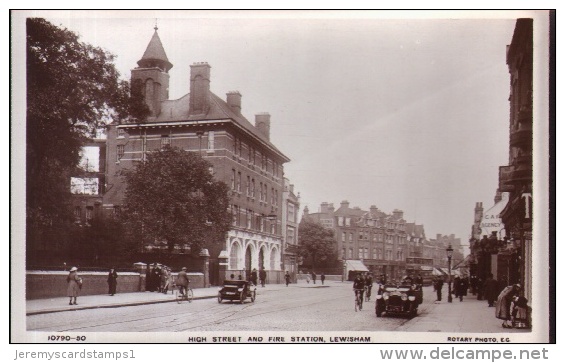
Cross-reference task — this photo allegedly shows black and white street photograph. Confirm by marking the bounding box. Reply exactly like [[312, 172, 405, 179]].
[[10, 10, 552, 343]]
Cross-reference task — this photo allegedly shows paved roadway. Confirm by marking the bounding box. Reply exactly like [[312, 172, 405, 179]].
[[28, 283, 417, 332]]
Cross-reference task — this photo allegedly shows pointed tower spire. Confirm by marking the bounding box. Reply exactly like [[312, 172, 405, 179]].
[[137, 26, 173, 72]]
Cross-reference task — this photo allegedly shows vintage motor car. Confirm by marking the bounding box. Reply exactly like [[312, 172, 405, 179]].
[[217, 280, 257, 304], [375, 281, 423, 317]]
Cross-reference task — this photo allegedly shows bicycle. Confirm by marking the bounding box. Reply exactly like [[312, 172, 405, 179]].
[[354, 289, 364, 311], [175, 285, 194, 304]]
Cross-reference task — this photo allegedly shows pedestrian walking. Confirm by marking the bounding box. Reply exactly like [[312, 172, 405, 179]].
[[433, 276, 444, 302], [285, 271, 291, 287], [305, 272, 311, 284], [250, 268, 258, 286], [152, 264, 162, 292], [455, 276, 467, 302], [167, 267, 175, 294], [482, 273, 498, 307], [476, 276, 484, 300], [259, 268, 267, 287], [160, 267, 170, 294], [321, 272, 325, 285], [312, 271, 317, 284], [453, 276, 461, 299], [66, 267, 82, 305], [107, 267, 118, 296], [496, 284, 521, 328]]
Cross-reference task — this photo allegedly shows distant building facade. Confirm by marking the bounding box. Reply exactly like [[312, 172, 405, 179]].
[[304, 201, 410, 281], [281, 178, 300, 281]]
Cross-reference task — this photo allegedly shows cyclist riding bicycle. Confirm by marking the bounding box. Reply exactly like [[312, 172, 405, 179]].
[[365, 273, 373, 300], [353, 273, 365, 307], [176, 267, 190, 296]]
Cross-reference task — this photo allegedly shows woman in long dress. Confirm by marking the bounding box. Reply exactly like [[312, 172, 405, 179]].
[[496, 284, 521, 328], [67, 267, 81, 305]]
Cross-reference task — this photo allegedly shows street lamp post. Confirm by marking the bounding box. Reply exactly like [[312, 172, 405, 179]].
[[446, 244, 453, 303]]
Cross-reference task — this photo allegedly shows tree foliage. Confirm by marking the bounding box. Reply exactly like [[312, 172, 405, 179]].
[[26, 18, 148, 229], [120, 146, 232, 254], [293, 219, 337, 269]]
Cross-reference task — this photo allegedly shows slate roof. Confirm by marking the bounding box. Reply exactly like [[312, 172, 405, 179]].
[[137, 29, 173, 72]]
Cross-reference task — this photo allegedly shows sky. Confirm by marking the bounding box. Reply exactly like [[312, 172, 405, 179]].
[[20, 10, 546, 245]]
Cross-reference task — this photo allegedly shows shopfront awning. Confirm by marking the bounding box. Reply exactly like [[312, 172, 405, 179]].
[[432, 267, 445, 276], [345, 260, 369, 272]]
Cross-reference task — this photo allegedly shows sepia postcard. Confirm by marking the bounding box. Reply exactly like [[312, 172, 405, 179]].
[[10, 10, 552, 344]]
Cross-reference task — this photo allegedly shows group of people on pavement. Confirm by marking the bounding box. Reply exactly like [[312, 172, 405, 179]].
[[432, 272, 529, 329], [145, 263, 176, 294], [65, 266, 117, 305], [304, 271, 326, 285], [481, 273, 528, 329], [247, 268, 268, 287]]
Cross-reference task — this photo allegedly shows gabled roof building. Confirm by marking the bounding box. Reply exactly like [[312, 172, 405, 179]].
[[103, 27, 290, 284]]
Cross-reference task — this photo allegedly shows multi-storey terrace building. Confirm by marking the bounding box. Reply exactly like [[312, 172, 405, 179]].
[[304, 201, 409, 281]]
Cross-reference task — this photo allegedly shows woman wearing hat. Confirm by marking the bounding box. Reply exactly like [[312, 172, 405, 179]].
[[67, 267, 82, 305], [496, 284, 521, 328]]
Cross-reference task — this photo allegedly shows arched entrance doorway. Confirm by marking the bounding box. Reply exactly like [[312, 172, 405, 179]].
[[245, 245, 252, 280], [259, 248, 265, 270]]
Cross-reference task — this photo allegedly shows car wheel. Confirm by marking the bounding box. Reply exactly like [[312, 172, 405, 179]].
[[217, 293, 223, 303], [251, 291, 256, 302]]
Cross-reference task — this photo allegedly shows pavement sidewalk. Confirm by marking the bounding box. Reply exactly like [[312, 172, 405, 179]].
[[404, 286, 532, 335], [26, 281, 332, 316]]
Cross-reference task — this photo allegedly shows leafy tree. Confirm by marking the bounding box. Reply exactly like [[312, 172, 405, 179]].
[[26, 18, 148, 231], [120, 146, 231, 254], [292, 219, 337, 269]]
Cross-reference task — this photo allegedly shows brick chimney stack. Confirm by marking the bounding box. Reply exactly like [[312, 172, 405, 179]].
[[189, 62, 211, 115], [255, 113, 271, 140], [226, 91, 242, 115]]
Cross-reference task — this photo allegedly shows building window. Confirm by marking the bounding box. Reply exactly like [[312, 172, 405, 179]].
[[231, 169, 236, 190], [117, 128, 125, 138], [341, 248, 346, 259], [263, 184, 268, 203], [207, 131, 214, 150], [348, 248, 353, 259], [251, 179, 255, 198], [341, 231, 346, 242], [85, 206, 93, 223], [232, 206, 238, 226], [246, 209, 252, 229], [117, 145, 124, 161], [259, 182, 263, 201], [372, 248, 377, 259], [246, 176, 251, 196], [288, 204, 295, 223], [74, 206, 81, 221], [237, 172, 241, 193], [161, 135, 170, 149], [350, 232, 354, 242], [364, 247, 369, 259], [287, 227, 295, 245]]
